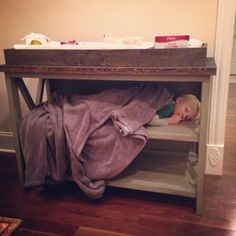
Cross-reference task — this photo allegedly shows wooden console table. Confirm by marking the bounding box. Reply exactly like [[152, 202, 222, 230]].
[[0, 48, 216, 214]]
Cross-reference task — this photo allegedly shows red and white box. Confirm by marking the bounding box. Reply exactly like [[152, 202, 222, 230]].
[[155, 35, 189, 49]]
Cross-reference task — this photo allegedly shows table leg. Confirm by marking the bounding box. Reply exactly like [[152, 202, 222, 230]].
[[5, 74, 25, 187], [196, 79, 210, 215]]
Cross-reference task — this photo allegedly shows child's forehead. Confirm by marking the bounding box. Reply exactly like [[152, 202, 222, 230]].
[[180, 101, 195, 111], [180, 99, 190, 105], [183, 99, 194, 106]]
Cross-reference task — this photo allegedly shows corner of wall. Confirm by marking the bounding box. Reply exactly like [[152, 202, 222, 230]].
[[207, 0, 235, 175]]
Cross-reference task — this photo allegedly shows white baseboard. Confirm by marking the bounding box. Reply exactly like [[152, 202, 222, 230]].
[[205, 144, 224, 175], [0, 131, 15, 153]]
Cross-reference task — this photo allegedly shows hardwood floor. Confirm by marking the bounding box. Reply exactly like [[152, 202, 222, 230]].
[[1, 84, 236, 236]]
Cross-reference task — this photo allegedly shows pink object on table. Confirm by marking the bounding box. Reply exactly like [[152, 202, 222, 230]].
[[60, 39, 78, 45]]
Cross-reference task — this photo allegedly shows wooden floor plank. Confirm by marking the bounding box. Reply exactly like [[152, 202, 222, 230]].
[[75, 226, 133, 236]]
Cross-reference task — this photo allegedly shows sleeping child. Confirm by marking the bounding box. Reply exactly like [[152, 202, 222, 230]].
[[148, 94, 200, 126]]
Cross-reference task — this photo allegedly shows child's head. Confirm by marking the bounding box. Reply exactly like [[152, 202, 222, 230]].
[[173, 94, 200, 121]]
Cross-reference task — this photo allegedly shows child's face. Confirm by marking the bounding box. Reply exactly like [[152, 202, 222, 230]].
[[173, 98, 196, 121]]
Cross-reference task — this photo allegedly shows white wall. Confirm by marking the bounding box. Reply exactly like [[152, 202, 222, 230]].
[[230, 16, 236, 75]]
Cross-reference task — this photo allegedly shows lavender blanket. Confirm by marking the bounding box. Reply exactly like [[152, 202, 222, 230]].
[[19, 85, 171, 198]]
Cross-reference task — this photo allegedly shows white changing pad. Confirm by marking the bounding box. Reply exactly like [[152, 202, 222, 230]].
[[14, 41, 154, 50]]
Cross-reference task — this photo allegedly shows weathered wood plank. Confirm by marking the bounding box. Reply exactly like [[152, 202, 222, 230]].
[[0, 63, 216, 77], [3, 47, 207, 67]]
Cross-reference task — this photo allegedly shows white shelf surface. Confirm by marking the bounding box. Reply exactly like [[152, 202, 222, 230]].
[[107, 150, 196, 198], [146, 120, 199, 142]]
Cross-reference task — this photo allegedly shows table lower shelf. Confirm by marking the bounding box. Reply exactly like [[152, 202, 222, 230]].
[[107, 150, 196, 198]]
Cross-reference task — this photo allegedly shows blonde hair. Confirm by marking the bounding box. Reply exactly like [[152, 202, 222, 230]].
[[181, 94, 201, 120]]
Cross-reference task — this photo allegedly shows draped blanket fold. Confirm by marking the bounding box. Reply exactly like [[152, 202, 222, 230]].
[[19, 85, 171, 198]]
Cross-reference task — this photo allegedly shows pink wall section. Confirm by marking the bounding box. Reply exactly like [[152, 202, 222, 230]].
[[0, 0, 218, 133]]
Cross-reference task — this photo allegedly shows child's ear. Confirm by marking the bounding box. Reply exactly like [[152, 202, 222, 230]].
[[176, 97, 183, 104]]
